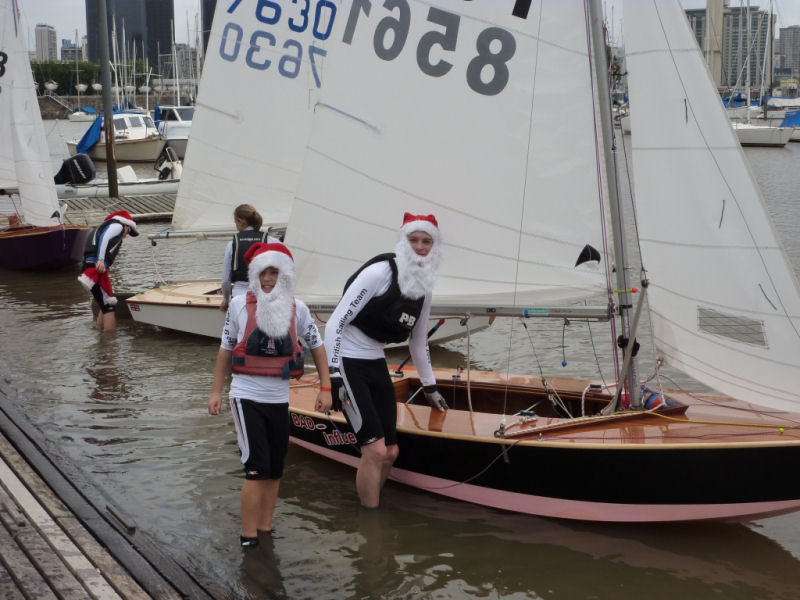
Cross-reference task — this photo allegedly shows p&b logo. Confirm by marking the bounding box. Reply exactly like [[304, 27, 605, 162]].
[[399, 313, 416, 327]]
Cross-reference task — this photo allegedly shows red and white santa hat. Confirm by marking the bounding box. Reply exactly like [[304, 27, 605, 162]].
[[105, 210, 139, 236], [399, 212, 440, 244], [244, 242, 295, 287]]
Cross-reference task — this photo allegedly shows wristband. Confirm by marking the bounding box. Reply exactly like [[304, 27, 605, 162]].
[[319, 386, 331, 392]]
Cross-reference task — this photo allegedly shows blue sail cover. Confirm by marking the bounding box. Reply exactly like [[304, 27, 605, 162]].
[[779, 110, 800, 128], [75, 114, 103, 154], [153, 105, 163, 127]]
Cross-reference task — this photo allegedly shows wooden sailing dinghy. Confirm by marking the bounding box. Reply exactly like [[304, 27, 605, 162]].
[[269, 0, 800, 522]]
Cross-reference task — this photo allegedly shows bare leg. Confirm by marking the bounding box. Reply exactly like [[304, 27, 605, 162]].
[[356, 440, 396, 508], [241, 478, 281, 537], [100, 312, 116, 331]]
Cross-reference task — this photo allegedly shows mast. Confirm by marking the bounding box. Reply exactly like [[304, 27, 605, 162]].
[[587, 0, 640, 408], [97, 0, 118, 198]]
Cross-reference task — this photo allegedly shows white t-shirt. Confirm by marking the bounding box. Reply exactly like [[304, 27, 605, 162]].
[[324, 260, 436, 387], [221, 295, 323, 403]]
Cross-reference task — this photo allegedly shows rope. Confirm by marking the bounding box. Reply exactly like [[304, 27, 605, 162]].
[[414, 440, 521, 492]]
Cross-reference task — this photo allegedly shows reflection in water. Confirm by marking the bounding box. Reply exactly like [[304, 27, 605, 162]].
[[238, 531, 287, 600]]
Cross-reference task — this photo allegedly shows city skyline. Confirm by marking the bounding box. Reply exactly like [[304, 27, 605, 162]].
[[20, 0, 202, 50], [19, 0, 800, 54]]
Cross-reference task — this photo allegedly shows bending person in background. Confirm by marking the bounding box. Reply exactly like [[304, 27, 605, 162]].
[[208, 242, 332, 548], [77, 210, 139, 332], [326, 212, 448, 509], [220, 204, 280, 312]]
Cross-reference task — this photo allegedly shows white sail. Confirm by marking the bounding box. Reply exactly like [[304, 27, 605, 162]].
[[624, 0, 800, 408], [172, 1, 326, 233], [0, 0, 60, 226], [288, 0, 609, 308]]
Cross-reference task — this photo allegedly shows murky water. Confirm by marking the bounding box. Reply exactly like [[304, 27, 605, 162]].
[[1, 125, 800, 599]]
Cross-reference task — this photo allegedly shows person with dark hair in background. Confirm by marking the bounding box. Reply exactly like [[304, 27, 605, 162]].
[[220, 204, 280, 312]]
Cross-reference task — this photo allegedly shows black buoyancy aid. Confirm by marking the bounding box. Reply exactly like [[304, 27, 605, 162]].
[[231, 292, 305, 379], [344, 253, 425, 344], [231, 230, 270, 283], [83, 220, 124, 266]]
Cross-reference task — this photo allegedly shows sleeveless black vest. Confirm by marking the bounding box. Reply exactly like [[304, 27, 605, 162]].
[[344, 253, 425, 344], [231, 230, 270, 282]]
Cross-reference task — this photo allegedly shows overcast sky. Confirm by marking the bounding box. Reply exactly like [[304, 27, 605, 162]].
[[18, 0, 800, 51], [19, 0, 203, 48]]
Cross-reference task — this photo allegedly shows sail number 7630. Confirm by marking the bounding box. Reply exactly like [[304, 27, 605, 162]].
[[223, 0, 517, 96]]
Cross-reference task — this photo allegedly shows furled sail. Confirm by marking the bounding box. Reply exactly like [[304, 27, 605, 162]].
[[0, 0, 60, 226], [288, 0, 609, 308], [624, 0, 800, 409]]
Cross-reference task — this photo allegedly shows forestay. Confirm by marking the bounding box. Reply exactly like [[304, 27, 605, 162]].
[[284, 0, 610, 309], [171, 0, 324, 232], [0, 0, 60, 226], [625, 0, 800, 409]]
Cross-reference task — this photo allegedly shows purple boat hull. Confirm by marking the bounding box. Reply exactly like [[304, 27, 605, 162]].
[[0, 225, 90, 270]]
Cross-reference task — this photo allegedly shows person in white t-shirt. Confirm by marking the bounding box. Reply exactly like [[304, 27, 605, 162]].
[[208, 241, 332, 547]]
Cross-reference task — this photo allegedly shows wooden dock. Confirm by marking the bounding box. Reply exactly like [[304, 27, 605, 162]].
[[0, 379, 219, 599], [63, 193, 176, 226]]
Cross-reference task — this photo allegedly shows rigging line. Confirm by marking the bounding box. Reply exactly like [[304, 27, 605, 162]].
[[585, 316, 610, 390], [650, 1, 800, 342], [415, 440, 522, 492], [500, 0, 546, 420], [626, 409, 800, 431], [657, 372, 800, 426]]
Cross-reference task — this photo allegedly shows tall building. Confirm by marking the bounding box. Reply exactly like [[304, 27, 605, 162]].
[[85, 0, 173, 69], [35, 23, 57, 62], [685, 3, 775, 92], [776, 26, 800, 79], [61, 39, 84, 63], [201, 0, 217, 56]]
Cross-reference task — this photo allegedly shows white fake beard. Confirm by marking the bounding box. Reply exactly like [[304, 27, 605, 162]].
[[393, 238, 442, 299], [251, 274, 294, 338]]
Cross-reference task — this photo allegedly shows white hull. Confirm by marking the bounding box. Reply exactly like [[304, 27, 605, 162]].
[[731, 122, 794, 147], [67, 112, 97, 122], [56, 177, 179, 198], [126, 280, 494, 344], [67, 136, 167, 162]]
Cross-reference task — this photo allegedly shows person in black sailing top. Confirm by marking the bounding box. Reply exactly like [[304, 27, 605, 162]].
[[325, 212, 448, 509], [77, 210, 139, 332], [221, 204, 280, 312], [208, 242, 332, 547]]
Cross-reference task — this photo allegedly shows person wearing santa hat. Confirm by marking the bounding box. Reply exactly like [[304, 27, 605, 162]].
[[77, 210, 139, 331], [208, 241, 332, 548], [325, 212, 447, 509]]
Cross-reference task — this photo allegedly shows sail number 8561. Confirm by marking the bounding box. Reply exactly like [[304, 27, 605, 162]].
[[223, 0, 517, 96]]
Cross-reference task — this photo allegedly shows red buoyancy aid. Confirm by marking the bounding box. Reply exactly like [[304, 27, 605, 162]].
[[231, 293, 305, 379]]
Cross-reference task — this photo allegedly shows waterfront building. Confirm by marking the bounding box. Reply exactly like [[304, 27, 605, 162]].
[[61, 39, 83, 63], [776, 25, 800, 80], [35, 23, 57, 62], [85, 0, 173, 69], [685, 2, 775, 92]]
